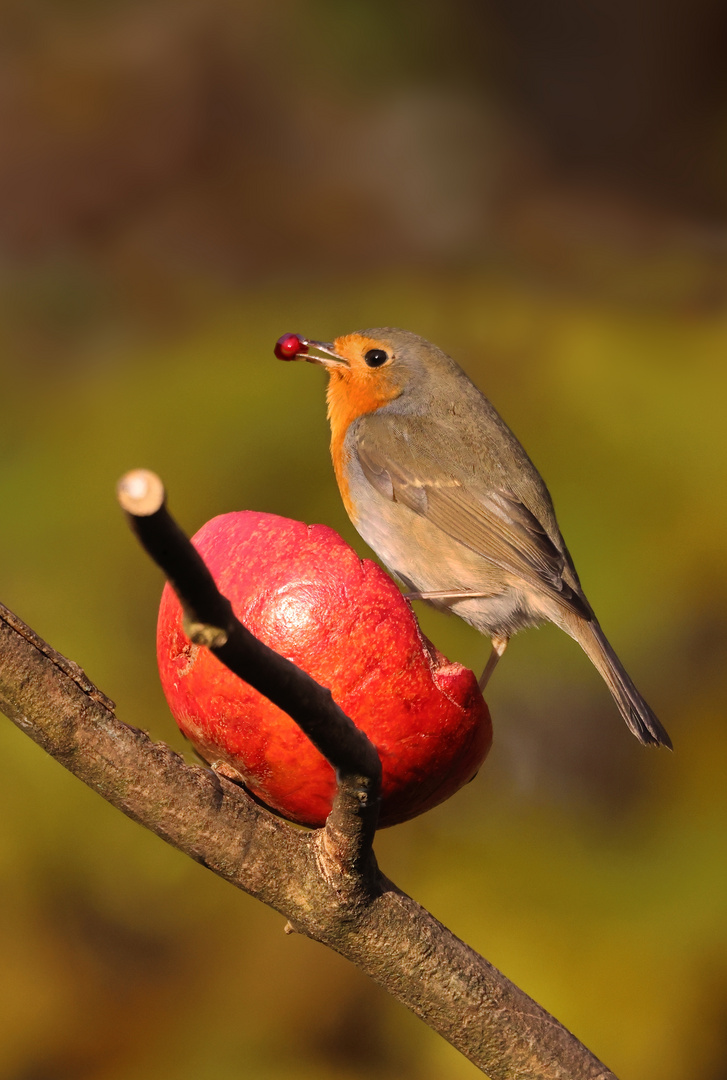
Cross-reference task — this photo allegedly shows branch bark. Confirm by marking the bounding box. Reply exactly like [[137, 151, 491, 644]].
[[0, 477, 619, 1080]]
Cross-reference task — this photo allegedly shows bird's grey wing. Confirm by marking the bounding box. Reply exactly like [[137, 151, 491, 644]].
[[355, 415, 590, 619]]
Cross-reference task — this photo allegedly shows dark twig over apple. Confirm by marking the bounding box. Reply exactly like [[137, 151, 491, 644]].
[[117, 468, 383, 869], [0, 476, 619, 1080]]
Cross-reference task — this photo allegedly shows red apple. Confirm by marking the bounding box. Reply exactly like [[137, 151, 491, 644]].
[[157, 511, 492, 828]]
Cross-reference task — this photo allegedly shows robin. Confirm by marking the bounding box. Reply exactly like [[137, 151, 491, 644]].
[[276, 328, 671, 748]]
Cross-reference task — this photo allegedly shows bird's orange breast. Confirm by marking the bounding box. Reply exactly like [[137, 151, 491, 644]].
[[326, 336, 401, 521]]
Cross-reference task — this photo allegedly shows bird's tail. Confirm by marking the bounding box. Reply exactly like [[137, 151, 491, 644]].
[[558, 612, 672, 748]]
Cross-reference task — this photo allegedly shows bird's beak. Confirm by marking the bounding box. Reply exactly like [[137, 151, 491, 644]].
[[299, 338, 348, 369]]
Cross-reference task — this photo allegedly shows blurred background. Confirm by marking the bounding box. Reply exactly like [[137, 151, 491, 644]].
[[0, 0, 726, 1077]]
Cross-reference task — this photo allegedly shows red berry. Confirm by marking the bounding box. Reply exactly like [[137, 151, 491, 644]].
[[157, 512, 492, 828], [274, 333, 307, 360]]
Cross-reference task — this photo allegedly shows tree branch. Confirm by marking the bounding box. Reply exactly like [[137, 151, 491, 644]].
[[0, 480, 619, 1079]]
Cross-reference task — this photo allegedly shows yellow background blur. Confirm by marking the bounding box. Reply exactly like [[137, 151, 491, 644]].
[[1, 2, 726, 1078]]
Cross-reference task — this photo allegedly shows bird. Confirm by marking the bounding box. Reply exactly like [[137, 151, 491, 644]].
[[276, 328, 671, 748]]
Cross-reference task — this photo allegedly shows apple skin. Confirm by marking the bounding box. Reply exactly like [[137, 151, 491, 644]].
[[157, 511, 492, 828]]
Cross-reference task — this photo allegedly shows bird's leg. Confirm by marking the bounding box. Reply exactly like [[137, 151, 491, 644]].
[[478, 635, 509, 691]]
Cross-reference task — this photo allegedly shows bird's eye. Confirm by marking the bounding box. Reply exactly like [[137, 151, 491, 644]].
[[364, 348, 388, 367]]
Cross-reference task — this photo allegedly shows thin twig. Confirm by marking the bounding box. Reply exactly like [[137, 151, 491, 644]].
[[117, 468, 382, 870]]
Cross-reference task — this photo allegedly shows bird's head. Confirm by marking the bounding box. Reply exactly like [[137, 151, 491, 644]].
[[288, 328, 455, 427]]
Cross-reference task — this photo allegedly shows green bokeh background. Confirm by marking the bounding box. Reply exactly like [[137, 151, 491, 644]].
[[1, 3, 726, 1078]]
